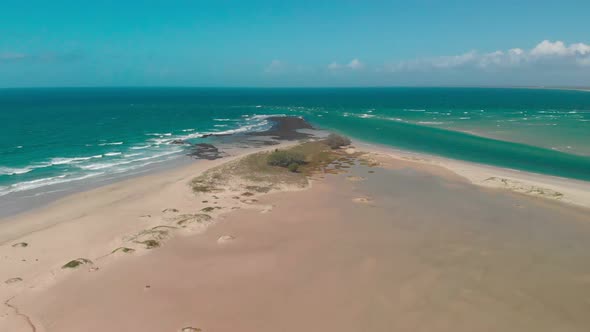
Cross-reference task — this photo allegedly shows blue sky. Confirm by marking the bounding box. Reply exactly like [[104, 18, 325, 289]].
[[1, 0, 589, 87]]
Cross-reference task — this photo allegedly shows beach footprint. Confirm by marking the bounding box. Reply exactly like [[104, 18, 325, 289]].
[[179, 327, 202, 332], [217, 235, 235, 244], [353, 197, 373, 204], [346, 176, 366, 182]]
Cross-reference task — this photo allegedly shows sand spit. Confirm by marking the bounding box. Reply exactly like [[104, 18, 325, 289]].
[[10, 148, 590, 332], [358, 142, 590, 209], [1, 136, 590, 331]]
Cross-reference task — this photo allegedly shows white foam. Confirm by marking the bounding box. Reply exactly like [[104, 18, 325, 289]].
[[98, 142, 124, 146], [249, 114, 286, 120], [146, 133, 172, 136], [104, 152, 122, 157], [418, 121, 444, 125], [78, 149, 183, 171], [358, 113, 375, 119], [130, 145, 150, 150], [385, 117, 405, 122], [0, 173, 104, 197], [0, 166, 34, 176], [50, 155, 103, 165]]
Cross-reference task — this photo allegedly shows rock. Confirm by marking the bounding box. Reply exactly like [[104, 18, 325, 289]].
[[162, 208, 179, 213], [217, 235, 235, 244], [187, 143, 224, 160], [11, 242, 28, 248], [170, 139, 188, 145], [247, 116, 314, 140], [345, 148, 357, 154]]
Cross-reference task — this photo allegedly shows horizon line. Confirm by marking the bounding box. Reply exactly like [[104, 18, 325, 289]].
[[0, 85, 589, 91]]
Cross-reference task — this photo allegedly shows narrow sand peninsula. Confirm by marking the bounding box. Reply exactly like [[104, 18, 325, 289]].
[[1, 138, 590, 332], [356, 141, 590, 209]]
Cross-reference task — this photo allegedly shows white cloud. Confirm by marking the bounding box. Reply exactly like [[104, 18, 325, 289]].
[[327, 62, 342, 70], [384, 40, 590, 72], [347, 58, 364, 70], [264, 59, 285, 73], [328, 58, 364, 71], [530, 40, 590, 57]]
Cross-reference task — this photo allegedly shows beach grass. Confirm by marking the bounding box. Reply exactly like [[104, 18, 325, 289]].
[[62, 258, 93, 269], [190, 140, 351, 196]]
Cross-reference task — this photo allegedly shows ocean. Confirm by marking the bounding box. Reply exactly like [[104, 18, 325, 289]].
[[1, 87, 589, 203]]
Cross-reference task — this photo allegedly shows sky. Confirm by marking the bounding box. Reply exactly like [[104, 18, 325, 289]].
[[1, 0, 590, 88]]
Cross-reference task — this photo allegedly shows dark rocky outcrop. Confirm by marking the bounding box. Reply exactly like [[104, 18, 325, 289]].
[[248, 116, 314, 140], [187, 143, 224, 160]]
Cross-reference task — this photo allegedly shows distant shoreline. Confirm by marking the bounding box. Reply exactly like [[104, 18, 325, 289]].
[[1, 85, 589, 91]]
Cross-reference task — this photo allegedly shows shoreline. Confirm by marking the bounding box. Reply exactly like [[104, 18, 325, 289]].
[[4, 132, 590, 222], [0, 140, 302, 330], [1, 137, 589, 331], [353, 140, 590, 209], [0, 140, 299, 242], [1, 137, 589, 242]]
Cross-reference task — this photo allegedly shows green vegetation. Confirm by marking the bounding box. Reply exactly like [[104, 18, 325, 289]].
[[180, 327, 202, 332], [190, 137, 356, 198], [176, 213, 212, 226], [245, 185, 272, 193], [190, 169, 227, 194], [111, 247, 136, 254], [267, 150, 305, 167], [135, 239, 160, 249], [324, 133, 351, 149], [62, 258, 93, 269], [192, 183, 220, 193], [200, 206, 222, 213], [5, 277, 23, 284]]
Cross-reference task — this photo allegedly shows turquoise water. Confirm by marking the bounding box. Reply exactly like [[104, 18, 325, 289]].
[[1, 87, 589, 198]]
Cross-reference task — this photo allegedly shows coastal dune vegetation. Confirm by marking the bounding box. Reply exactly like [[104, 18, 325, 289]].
[[190, 134, 354, 197]]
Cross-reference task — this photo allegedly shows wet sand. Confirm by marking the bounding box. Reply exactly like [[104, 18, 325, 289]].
[[9, 158, 590, 332]]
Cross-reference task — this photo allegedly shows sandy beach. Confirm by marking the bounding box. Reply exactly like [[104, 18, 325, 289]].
[[1, 137, 590, 332]]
